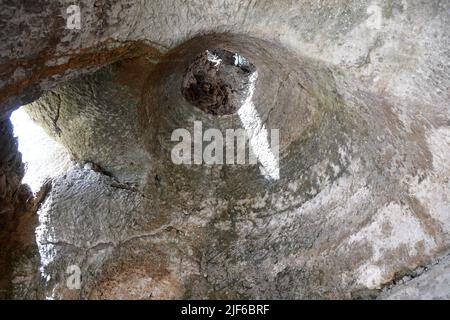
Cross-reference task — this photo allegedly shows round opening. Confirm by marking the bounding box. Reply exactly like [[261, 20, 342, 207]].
[[182, 49, 256, 116]]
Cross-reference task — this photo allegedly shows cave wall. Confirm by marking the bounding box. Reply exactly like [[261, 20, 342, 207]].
[[1, 1, 448, 115], [17, 34, 450, 299], [0, 0, 449, 299], [0, 118, 41, 299], [0, 119, 23, 214]]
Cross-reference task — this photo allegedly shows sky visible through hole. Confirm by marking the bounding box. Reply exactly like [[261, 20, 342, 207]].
[[11, 108, 74, 287], [10, 108, 72, 193]]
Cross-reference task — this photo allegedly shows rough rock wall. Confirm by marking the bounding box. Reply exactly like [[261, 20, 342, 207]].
[[19, 33, 450, 299], [0, 0, 160, 116], [0, 118, 23, 291], [0, 0, 449, 299], [1, 1, 449, 114], [380, 255, 450, 300], [0, 119, 23, 212], [0, 118, 41, 299], [24, 59, 153, 187]]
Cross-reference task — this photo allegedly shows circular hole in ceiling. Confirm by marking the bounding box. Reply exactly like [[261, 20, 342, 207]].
[[182, 48, 256, 116]]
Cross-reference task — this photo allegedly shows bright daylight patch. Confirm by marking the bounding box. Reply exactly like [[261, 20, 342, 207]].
[[10, 108, 72, 193], [11, 108, 73, 286]]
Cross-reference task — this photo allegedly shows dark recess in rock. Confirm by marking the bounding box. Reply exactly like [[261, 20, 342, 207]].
[[181, 49, 256, 116]]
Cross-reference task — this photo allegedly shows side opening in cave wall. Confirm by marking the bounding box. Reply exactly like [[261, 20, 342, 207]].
[[10, 108, 72, 194], [10, 107, 72, 282]]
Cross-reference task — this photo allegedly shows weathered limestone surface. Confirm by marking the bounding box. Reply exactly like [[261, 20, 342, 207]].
[[0, 119, 23, 209], [0, 118, 41, 299], [380, 255, 450, 300], [0, 1, 449, 299], [1, 1, 448, 115]]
